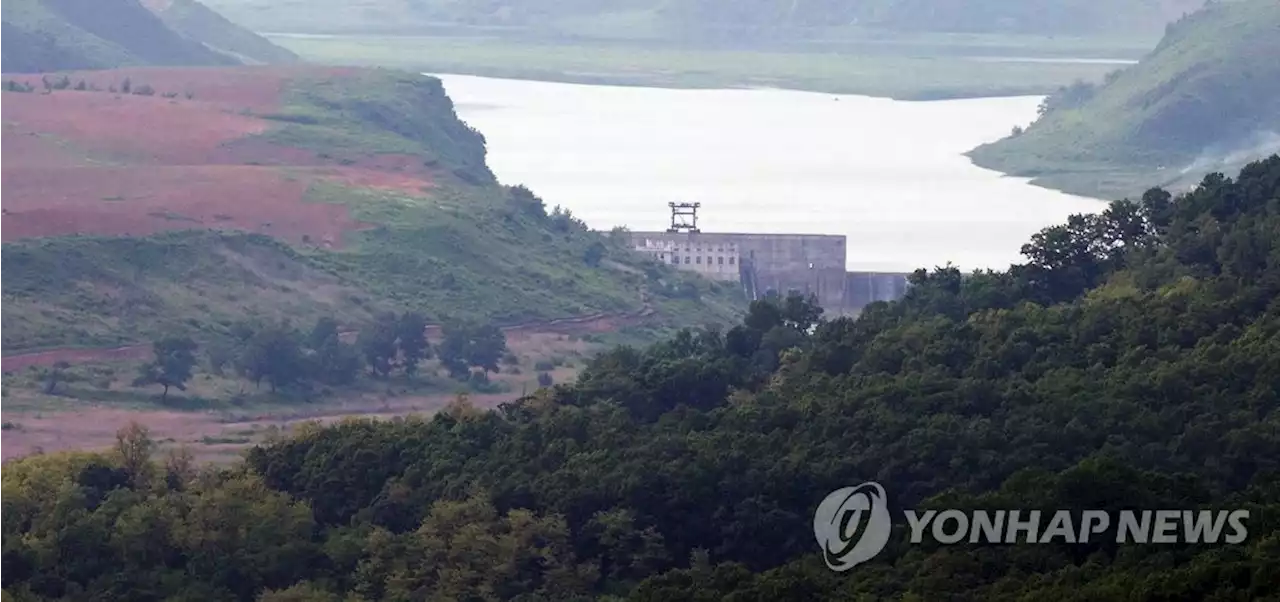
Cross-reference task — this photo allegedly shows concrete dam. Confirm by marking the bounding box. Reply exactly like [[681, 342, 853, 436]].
[[629, 204, 910, 314]]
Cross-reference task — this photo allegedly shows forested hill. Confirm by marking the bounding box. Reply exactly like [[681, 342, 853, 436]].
[[5, 157, 1278, 599], [1, 0, 296, 73], [205, 0, 1203, 37], [969, 0, 1280, 199]]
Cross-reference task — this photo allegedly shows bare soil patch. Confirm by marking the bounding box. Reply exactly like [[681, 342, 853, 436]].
[[2, 91, 269, 164], [2, 71, 437, 243], [1, 165, 364, 244]]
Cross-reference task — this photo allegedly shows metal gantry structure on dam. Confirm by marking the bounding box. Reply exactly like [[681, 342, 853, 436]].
[[634, 202, 911, 313], [666, 202, 701, 233]]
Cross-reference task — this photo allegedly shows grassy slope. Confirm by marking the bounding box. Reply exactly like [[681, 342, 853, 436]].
[[145, 0, 300, 65], [260, 70, 492, 182], [969, 0, 1280, 200], [0, 69, 743, 354]]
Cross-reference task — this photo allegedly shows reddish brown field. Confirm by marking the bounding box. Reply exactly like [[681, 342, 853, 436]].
[[3, 91, 268, 163], [1, 66, 429, 244], [1, 165, 363, 244]]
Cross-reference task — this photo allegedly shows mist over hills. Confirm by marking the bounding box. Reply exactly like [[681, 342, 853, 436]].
[[969, 0, 1280, 199], [1, 0, 297, 73], [203, 0, 1207, 38]]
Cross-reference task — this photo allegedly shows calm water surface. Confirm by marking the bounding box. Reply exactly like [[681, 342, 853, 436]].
[[436, 74, 1106, 272]]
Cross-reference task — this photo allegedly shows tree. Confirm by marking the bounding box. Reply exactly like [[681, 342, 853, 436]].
[[396, 312, 430, 378], [468, 324, 507, 374], [308, 335, 361, 387], [1036, 79, 1096, 117], [239, 323, 304, 392], [164, 446, 196, 491], [439, 322, 509, 379], [437, 323, 472, 379], [584, 241, 607, 266], [359, 313, 399, 377], [374, 492, 594, 601], [132, 336, 198, 401], [257, 582, 342, 602], [307, 317, 340, 349], [507, 184, 547, 218], [780, 291, 824, 332], [115, 422, 155, 488]]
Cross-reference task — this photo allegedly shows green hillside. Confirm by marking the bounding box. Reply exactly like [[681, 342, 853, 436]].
[[4, 156, 1277, 600], [0, 0, 295, 73], [969, 0, 1280, 199], [1, 68, 743, 355]]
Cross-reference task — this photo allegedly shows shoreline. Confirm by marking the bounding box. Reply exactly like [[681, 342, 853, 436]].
[[265, 33, 1137, 102]]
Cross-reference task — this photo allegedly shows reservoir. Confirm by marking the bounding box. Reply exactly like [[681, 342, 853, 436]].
[[436, 73, 1106, 272]]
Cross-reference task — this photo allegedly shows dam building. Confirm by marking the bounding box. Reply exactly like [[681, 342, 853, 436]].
[[630, 203, 910, 313]]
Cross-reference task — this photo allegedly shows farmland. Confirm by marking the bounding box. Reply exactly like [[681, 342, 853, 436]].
[[1, 66, 743, 354], [1, 65, 743, 464], [1, 67, 430, 244]]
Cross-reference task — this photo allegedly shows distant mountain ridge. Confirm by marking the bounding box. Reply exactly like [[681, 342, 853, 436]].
[[1, 0, 297, 73], [143, 0, 300, 64], [969, 0, 1280, 199], [203, 0, 1206, 37]]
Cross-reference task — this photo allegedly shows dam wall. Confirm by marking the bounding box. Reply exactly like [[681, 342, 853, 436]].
[[845, 272, 912, 309], [630, 230, 907, 312]]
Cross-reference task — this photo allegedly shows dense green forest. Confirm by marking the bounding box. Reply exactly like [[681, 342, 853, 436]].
[[4, 156, 1279, 600], [970, 0, 1280, 199]]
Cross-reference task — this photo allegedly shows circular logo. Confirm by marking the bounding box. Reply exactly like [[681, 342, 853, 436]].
[[813, 481, 892, 571]]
